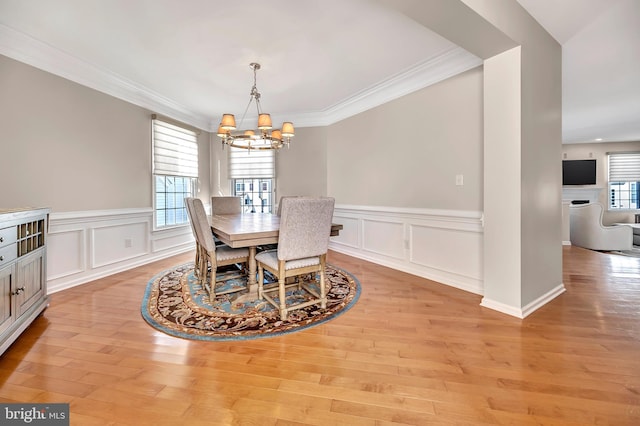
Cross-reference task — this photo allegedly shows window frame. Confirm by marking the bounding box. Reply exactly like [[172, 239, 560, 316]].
[[228, 146, 276, 214], [151, 117, 199, 230], [607, 152, 640, 211]]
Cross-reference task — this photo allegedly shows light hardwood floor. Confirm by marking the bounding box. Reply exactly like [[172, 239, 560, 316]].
[[1, 246, 639, 425]]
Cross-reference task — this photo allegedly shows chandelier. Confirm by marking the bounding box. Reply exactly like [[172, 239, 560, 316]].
[[217, 63, 294, 150]]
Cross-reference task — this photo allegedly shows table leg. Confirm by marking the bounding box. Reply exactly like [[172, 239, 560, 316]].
[[247, 246, 258, 297]]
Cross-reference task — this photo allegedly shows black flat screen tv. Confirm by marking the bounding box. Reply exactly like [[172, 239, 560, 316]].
[[562, 159, 596, 185]]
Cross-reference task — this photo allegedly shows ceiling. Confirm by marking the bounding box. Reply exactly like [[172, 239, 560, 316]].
[[0, 0, 638, 144]]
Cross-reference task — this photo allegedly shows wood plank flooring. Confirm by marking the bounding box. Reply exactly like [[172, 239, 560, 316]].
[[1, 246, 639, 425]]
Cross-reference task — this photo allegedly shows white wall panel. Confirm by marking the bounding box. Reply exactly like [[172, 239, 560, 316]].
[[410, 224, 482, 282], [91, 221, 149, 268], [47, 229, 84, 280], [47, 208, 193, 293], [362, 219, 405, 260], [330, 205, 484, 294], [152, 228, 195, 253], [331, 215, 359, 248]]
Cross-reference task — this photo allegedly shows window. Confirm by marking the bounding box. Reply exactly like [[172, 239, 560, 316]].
[[608, 152, 640, 210], [229, 147, 274, 213], [152, 117, 198, 228]]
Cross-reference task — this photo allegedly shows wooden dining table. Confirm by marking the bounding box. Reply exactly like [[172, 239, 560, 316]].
[[210, 212, 343, 297]]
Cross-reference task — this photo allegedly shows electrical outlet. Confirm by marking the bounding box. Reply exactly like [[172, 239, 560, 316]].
[[455, 174, 464, 186], [125, 238, 132, 248]]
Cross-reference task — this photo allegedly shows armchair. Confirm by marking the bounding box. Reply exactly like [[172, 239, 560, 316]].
[[569, 203, 633, 251]]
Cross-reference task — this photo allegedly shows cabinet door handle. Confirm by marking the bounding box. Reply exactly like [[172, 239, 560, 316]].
[[0, 236, 4, 242], [0, 255, 3, 261], [12, 287, 25, 296]]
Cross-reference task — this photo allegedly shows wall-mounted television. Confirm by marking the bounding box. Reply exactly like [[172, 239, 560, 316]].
[[562, 159, 597, 185]]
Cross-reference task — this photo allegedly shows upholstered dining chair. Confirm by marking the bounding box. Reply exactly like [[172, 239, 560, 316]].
[[211, 196, 242, 215], [256, 197, 335, 320], [189, 197, 250, 303]]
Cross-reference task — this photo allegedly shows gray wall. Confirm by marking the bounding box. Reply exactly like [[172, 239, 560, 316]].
[[0, 54, 211, 213], [327, 67, 483, 210], [276, 126, 328, 199]]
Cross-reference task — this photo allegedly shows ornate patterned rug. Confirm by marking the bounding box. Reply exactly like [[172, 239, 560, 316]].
[[141, 263, 360, 341]]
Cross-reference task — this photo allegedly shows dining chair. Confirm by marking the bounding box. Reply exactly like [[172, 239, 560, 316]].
[[190, 197, 249, 303], [256, 197, 335, 320], [211, 196, 242, 215]]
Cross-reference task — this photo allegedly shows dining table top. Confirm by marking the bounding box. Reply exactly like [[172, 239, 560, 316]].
[[210, 212, 343, 249]]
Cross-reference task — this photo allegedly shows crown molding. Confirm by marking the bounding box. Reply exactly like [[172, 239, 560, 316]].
[[1, 24, 480, 132], [282, 47, 483, 128], [0, 24, 211, 130]]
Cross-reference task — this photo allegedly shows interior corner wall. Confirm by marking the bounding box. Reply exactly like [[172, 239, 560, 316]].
[[276, 126, 328, 199], [210, 126, 328, 202], [0, 54, 211, 212], [326, 67, 483, 211]]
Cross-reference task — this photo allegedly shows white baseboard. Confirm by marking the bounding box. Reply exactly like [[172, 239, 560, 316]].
[[480, 283, 566, 319]]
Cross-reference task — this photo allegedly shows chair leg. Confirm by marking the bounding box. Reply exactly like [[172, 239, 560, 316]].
[[320, 255, 327, 309], [257, 265, 264, 300], [209, 272, 217, 304], [194, 243, 201, 277], [279, 275, 287, 320], [197, 250, 205, 283], [278, 260, 287, 320]]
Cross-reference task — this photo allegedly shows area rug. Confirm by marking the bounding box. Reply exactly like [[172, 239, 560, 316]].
[[141, 263, 360, 341], [607, 246, 640, 258]]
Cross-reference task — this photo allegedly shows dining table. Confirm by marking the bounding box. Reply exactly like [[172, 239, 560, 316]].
[[210, 212, 343, 298]]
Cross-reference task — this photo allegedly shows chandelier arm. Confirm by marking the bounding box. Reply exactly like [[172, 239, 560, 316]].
[[236, 95, 254, 131]]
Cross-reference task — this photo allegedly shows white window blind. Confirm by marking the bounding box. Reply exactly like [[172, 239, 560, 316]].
[[608, 152, 640, 181], [228, 147, 275, 178], [152, 119, 198, 177]]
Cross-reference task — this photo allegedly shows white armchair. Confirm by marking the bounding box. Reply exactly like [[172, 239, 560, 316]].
[[569, 203, 633, 251]]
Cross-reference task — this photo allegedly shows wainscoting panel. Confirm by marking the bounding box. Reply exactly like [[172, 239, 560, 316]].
[[47, 228, 85, 281], [331, 216, 359, 249], [47, 208, 193, 293], [362, 219, 405, 260], [410, 224, 483, 290], [329, 205, 484, 294], [91, 221, 149, 268]]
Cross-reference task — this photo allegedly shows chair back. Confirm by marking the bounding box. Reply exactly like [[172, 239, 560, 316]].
[[277, 197, 335, 261], [277, 195, 301, 216], [184, 197, 198, 239], [191, 198, 216, 252], [211, 196, 242, 215]]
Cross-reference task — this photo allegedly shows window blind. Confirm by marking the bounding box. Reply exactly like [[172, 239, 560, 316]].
[[608, 152, 640, 181], [228, 147, 275, 178], [152, 119, 198, 177]]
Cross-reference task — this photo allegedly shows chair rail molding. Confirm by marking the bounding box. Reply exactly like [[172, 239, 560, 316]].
[[47, 208, 194, 293], [329, 204, 484, 294]]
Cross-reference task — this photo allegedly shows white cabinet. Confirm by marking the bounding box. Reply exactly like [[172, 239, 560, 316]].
[[0, 208, 49, 355]]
